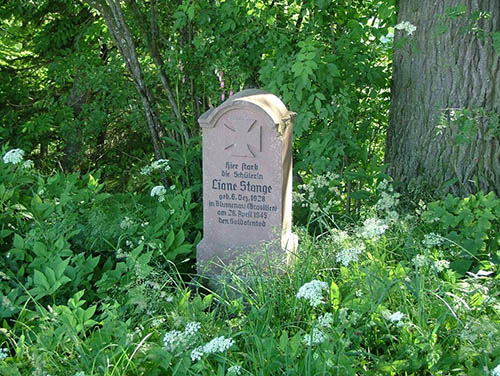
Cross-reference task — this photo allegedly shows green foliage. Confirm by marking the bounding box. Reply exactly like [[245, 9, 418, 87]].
[[422, 192, 500, 274], [0, 147, 198, 323]]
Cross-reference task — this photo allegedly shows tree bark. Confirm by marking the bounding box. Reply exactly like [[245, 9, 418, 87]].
[[84, 0, 166, 167], [386, 0, 500, 196]]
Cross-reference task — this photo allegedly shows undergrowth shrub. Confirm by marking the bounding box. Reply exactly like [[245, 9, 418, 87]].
[[0, 147, 199, 322], [422, 191, 500, 274]]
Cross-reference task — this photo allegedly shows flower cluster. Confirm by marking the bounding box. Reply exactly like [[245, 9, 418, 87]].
[[150, 185, 167, 202], [376, 180, 401, 222], [422, 233, 443, 248], [0, 347, 8, 360], [120, 216, 134, 230], [215, 69, 233, 102], [297, 280, 328, 307], [303, 327, 328, 346], [22, 159, 34, 169], [227, 365, 242, 375], [395, 21, 417, 35], [303, 313, 333, 346], [163, 321, 201, 352], [317, 312, 334, 328], [2, 148, 24, 164], [141, 159, 171, 175], [294, 172, 340, 213], [336, 246, 364, 267], [191, 335, 235, 362], [388, 311, 404, 323], [360, 217, 388, 239]]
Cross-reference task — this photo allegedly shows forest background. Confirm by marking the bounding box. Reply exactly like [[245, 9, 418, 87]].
[[1, 1, 500, 375]]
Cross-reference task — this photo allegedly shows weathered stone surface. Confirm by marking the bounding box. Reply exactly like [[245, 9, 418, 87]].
[[197, 89, 297, 275]]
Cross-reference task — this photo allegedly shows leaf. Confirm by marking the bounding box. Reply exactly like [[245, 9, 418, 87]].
[[330, 281, 340, 310], [327, 63, 340, 77], [34, 270, 50, 291], [13, 234, 24, 249], [279, 330, 289, 350], [165, 230, 175, 249], [450, 259, 473, 275]]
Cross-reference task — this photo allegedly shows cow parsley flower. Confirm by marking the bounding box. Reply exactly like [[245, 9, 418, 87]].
[[163, 330, 183, 351], [491, 364, 500, 376], [141, 159, 170, 175], [184, 321, 201, 336], [422, 233, 443, 248], [190, 335, 235, 361], [22, 159, 34, 169], [336, 246, 363, 266], [297, 280, 328, 307], [151, 185, 166, 202], [432, 259, 450, 273], [2, 148, 24, 164], [163, 321, 201, 352], [360, 217, 388, 239], [191, 347, 204, 361], [203, 336, 235, 353], [0, 347, 8, 360], [317, 312, 334, 328], [395, 21, 417, 35], [388, 311, 404, 323], [227, 365, 242, 375], [303, 327, 328, 346], [412, 254, 430, 268]]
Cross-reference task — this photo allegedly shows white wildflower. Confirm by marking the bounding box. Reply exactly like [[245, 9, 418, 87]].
[[360, 217, 388, 239], [422, 233, 443, 248], [184, 322, 201, 336], [202, 336, 234, 353], [163, 321, 201, 351], [303, 327, 328, 346], [150, 185, 166, 202], [388, 311, 404, 323], [317, 312, 334, 328], [395, 21, 417, 35], [191, 346, 204, 361], [0, 347, 8, 360], [338, 308, 348, 323], [376, 191, 400, 213], [120, 216, 134, 230], [491, 364, 500, 376], [297, 280, 328, 307], [141, 159, 170, 175], [336, 246, 363, 266], [432, 259, 450, 273], [331, 229, 349, 244], [3, 148, 24, 164], [191, 335, 235, 361], [163, 330, 184, 351], [310, 202, 320, 213], [22, 159, 34, 169], [165, 295, 174, 303], [412, 254, 429, 268], [227, 365, 242, 375]]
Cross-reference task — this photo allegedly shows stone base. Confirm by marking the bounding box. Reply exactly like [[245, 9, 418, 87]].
[[196, 233, 298, 276]]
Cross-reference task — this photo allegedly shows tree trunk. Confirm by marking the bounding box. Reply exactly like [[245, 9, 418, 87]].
[[386, 0, 500, 196], [84, 0, 166, 168]]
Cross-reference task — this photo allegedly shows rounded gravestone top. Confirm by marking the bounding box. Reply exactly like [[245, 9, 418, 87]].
[[199, 89, 291, 129]]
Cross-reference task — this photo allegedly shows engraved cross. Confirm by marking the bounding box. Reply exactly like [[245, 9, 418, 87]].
[[224, 119, 261, 158]]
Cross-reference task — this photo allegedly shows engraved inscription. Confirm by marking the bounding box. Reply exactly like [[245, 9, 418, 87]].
[[223, 119, 261, 158], [209, 161, 276, 228]]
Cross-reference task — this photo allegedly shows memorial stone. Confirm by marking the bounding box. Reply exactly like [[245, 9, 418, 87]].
[[197, 89, 297, 275]]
